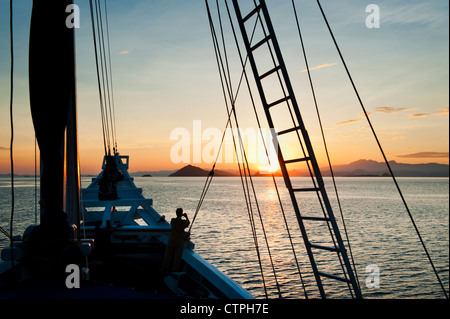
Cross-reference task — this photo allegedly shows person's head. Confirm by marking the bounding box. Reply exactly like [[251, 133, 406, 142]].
[[176, 207, 183, 218]]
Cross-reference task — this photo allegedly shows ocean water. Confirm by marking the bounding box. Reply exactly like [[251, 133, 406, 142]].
[[0, 176, 448, 299]]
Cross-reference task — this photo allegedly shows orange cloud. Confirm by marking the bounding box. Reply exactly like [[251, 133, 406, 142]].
[[358, 112, 372, 118], [437, 107, 449, 114], [396, 152, 449, 159], [409, 113, 430, 118], [409, 107, 448, 118], [380, 136, 405, 140], [336, 119, 360, 125], [376, 107, 414, 113]]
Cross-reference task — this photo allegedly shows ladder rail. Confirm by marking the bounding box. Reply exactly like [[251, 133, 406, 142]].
[[232, 0, 362, 299]]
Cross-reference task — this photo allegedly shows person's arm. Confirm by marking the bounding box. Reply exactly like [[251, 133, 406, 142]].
[[183, 213, 190, 226]]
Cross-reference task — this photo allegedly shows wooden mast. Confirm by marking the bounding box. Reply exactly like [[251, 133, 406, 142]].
[[29, 0, 79, 237]]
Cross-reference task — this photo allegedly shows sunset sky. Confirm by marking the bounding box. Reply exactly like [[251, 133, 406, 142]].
[[0, 0, 448, 175]]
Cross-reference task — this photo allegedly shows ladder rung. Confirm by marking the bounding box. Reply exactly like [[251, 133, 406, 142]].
[[242, 5, 262, 23], [292, 187, 320, 192], [251, 35, 271, 51], [301, 216, 329, 222], [318, 271, 351, 283], [309, 243, 340, 252], [277, 126, 302, 136], [259, 65, 281, 80], [267, 96, 290, 109], [284, 157, 310, 164]]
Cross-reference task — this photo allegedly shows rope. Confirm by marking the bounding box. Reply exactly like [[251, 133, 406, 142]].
[[219, 1, 283, 298], [6, 0, 15, 267], [224, 0, 309, 298], [89, 0, 108, 155], [35, 137, 38, 224], [205, 0, 285, 298], [103, 0, 118, 153], [94, 0, 112, 153], [204, 2, 267, 297], [245, 0, 355, 296], [9, 0, 15, 247], [188, 99, 238, 232], [291, 0, 361, 293], [316, 0, 448, 299], [188, 169, 214, 233], [96, 0, 117, 153], [247, 0, 348, 297], [0, 227, 11, 240], [89, 0, 118, 156]]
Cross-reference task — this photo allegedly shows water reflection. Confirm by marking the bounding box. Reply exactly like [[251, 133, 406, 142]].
[[0, 176, 448, 299]]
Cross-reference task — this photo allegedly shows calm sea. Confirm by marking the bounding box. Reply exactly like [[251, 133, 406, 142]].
[[0, 176, 448, 299]]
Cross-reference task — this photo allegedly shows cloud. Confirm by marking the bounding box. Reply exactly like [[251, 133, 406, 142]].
[[409, 108, 448, 118], [359, 126, 370, 131], [437, 107, 449, 114], [409, 113, 430, 118], [396, 152, 449, 159], [335, 119, 360, 125], [357, 112, 372, 119], [374, 106, 448, 118], [0, 146, 9, 151], [301, 63, 337, 73], [380, 136, 405, 140], [381, 3, 447, 32], [118, 50, 130, 55], [376, 107, 414, 114]]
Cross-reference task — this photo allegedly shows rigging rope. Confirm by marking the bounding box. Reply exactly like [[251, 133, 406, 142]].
[[89, 0, 118, 156], [1, 0, 17, 265], [103, 0, 118, 153], [89, 0, 108, 155], [9, 0, 15, 249], [204, 2, 270, 295], [316, 0, 448, 299], [0, 227, 11, 241], [201, 0, 330, 298], [245, 0, 355, 297], [224, 0, 309, 298], [291, 0, 361, 293], [220, 1, 284, 298], [35, 137, 38, 224], [204, 0, 286, 298]]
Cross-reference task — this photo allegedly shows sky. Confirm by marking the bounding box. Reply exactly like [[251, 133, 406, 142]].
[[0, 0, 448, 175]]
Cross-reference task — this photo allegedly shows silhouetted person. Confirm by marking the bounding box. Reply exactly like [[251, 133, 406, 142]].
[[162, 208, 190, 272], [98, 155, 124, 200]]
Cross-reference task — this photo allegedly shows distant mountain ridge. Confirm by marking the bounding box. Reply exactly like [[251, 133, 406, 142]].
[[168, 165, 237, 177], [125, 160, 449, 178], [319, 160, 449, 177], [2, 160, 447, 178]]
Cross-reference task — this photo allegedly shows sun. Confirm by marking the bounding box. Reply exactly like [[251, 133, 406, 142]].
[[266, 162, 279, 173], [259, 160, 280, 174]]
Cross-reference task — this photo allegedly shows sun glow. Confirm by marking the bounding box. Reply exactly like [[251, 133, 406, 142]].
[[258, 152, 280, 174], [264, 162, 279, 173]]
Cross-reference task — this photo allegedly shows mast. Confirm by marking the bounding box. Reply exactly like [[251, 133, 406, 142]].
[[65, 38, 81, 239], [29, 0, 78, 237]]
